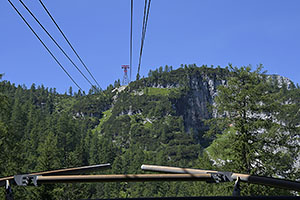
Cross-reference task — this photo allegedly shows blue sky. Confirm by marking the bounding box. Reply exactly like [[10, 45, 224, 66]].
[[1, 0, 300, 93]]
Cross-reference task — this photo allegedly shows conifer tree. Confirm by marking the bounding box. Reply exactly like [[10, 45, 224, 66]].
[[206, 65, 299, 195]]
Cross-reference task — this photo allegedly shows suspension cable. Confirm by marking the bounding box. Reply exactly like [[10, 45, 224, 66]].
[[19, 0, 100, 93], [8, 0, 83, 91], [136, 0, 151, 80], [130, 0, 133, 82], [38, 0, 102, 91], [136, 0, 147, 80]]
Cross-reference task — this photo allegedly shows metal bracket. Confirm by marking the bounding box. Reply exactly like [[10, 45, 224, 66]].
[[14, 175, 38, 186], [207, 171, 233, 183]]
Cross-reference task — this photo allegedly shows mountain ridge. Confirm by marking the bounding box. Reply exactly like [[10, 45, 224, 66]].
[[0, 65, 298, 198]]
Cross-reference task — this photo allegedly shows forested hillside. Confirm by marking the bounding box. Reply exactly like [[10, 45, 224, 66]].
[[0, 65, 299, 199]]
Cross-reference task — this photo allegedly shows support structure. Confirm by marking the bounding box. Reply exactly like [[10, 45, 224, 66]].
[[5, 180, 13, 200], [121, 65, 130, 85], [232, 177, 241, 196]]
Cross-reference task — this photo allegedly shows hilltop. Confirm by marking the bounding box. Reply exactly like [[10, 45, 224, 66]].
[[0, 65, 299, 199]]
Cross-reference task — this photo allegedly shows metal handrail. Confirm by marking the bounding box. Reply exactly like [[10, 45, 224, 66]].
[[141, 164, 300, 191], [0, 163, 111, 187]]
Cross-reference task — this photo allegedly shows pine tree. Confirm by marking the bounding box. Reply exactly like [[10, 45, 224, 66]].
[[34, 131, 60, 200], [206, 65, 299, 195]]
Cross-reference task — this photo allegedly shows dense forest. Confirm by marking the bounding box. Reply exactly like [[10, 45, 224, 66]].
[[0, 65, 299, 199]]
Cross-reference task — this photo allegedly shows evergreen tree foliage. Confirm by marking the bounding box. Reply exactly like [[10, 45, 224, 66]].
[[206, 65, 299, 195]]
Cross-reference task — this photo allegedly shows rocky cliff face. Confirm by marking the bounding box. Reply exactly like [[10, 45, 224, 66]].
[[110, 66, 294, 144], [175, 73, 225, 134], [124, 67, 229, 140], [141, 69, 293, 137]]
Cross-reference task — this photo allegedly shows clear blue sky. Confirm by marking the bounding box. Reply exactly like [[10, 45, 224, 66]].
[[1, 0, 300, 93]]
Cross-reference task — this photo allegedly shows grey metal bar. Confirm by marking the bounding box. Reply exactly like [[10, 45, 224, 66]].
[[0, 163, 111, 187], [90, 197, 300, 200], [141, 164, 300, 191], [141, 164, 217, 174], [30, 163, 111, 176], [35, 174, 212, 184]]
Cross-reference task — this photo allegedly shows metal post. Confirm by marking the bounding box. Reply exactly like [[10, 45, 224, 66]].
[[5, 180, 13, 200], [232, 177, 241, 196]]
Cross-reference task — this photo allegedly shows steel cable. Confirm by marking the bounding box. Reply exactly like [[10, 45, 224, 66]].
[[130, 0, 133, 82], [38, 0, 102, 91], [8, 0, 83, 91], [19, 0, 100, 93], [136, 0, 151, 80]]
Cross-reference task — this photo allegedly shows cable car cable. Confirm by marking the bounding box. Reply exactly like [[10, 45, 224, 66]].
[[38, 0, 102, 91], [136, 0, 151, 80], [136, 0, 147, 80], [8, 0, 83, 91], [19, 0, 100, 93], [130, 0, 133, 82]]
